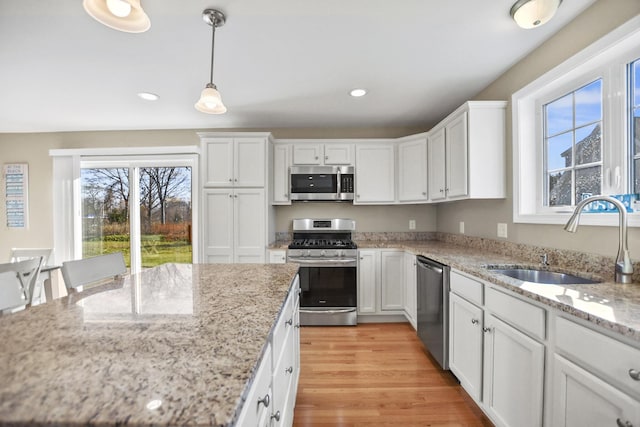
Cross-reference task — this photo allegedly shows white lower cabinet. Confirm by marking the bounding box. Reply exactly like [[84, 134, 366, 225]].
[[403, 253, 417, 329], [483, 313, 545, 427], [551, 315, 640, 427], [380, 250, 404, 311], [237, 275, 300, 427], [357, 249, 405, 317], [357, 249, 377, 314]]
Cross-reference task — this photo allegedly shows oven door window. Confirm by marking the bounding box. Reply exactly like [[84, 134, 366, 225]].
[[290, 173, 337, 194], [299, 266, 356, 307]]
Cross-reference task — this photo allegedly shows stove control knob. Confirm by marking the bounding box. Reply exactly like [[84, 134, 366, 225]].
[[321, 250, 326, 256], [338, 250, 344, 257]]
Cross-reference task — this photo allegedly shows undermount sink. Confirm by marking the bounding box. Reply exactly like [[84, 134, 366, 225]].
[[489, 268, 601, 285]]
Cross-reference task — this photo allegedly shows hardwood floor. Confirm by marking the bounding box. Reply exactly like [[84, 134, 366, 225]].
[[293, 323, 493, 427]]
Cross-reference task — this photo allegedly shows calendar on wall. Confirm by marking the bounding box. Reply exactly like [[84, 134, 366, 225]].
[[4, 163, 28, 229]]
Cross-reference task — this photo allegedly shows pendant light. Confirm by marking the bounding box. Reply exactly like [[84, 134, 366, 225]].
[[83, 0, 150, 33], [195, 9, 227, 115], [510, 0, 563, 29]]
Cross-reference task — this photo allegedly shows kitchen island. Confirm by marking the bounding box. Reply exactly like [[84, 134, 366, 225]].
[[0, 263, 299, 426]]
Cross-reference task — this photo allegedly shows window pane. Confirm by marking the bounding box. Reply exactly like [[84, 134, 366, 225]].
[[548, 171, 571, 206], [575, 80, 602, 127], [139, 167, 192, 269], [575, 123, 601, 165], [635, 111, 640, 157], [636, 158, 640, 194], [547, 132, 573, 170], [546, 93, 573, 136], [81, 168, 131, 266], [634, 60, 640, 107], [575, 166, 601, 202]]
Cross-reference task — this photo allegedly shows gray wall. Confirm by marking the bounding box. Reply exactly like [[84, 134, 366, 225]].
[[436, 0, 640, 258]]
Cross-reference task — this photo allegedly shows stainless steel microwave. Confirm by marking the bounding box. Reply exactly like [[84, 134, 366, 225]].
[[289, 166, 355, 201]]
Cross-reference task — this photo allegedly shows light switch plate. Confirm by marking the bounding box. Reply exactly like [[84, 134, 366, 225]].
[[497, 223, 508, 238], [459, 221, 465, 234]]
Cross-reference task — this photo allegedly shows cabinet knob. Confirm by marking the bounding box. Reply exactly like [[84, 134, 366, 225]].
[[325, 155, 328, 160], [258, 394, 270, 408], [234, 178, 238, 182], [629, 369, 640, 381], [471, 319, 479, 325], [445, 187, 449, 191], [483, 327, 492, 333], [285, 366, 293, 374], [228, 194, 233, 198], [315, 156, 319, 160], [294, 323, 300, 329], [228, 178, 232, 182], [439, 189, 444, 193], [271, 411, 281, 422], [422, 192, 427, 196], [285, 318, 293, 326], [234, 194, 238, 198], [616, 419, 633, 427]]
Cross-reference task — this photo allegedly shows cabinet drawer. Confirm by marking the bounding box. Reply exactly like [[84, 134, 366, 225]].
[[235, 344, 272, 426], [485, 287, 545, 340], [450, 270, 483, 306], [555, 316, 640, 399], [272, 289, 296, 362]]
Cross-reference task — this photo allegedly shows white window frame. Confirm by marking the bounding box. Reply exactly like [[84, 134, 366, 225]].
[[50, 146, 199, 272], [512, 16, 640, 226]]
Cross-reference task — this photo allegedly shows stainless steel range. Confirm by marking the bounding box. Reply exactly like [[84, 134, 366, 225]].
[[287, 218, 357, 326]]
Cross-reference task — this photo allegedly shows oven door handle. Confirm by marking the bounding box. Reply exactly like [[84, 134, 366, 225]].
[[288, 258, 357, 266], [299, 308, 356, 314]]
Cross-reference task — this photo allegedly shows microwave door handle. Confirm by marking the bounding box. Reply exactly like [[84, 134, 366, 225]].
[[336, 170, 341, 194]]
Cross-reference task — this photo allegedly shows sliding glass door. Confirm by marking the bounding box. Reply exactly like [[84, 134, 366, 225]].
[[80, 156, 193, 272]]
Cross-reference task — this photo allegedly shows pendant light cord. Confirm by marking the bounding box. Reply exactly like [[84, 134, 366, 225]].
[[209, 23, 216, 85]]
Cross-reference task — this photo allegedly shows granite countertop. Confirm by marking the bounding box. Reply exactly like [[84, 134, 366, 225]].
[[0, 263, 299, 427], [356, 240, 640, 344]]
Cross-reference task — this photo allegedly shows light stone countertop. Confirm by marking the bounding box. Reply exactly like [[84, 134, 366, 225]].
[[356, 240, 640, 344], [0, 263, 300, 427]]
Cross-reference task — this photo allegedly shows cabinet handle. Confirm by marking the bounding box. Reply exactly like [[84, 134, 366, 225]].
[[234, 178, 238, 182], [228, 178, 232, 182], [483, 327, 492, 333], [258, 394, 270, 408], [285, 318, 293, 326], [271, 411, 281, 422], [471, 319, 479, 325], [629, 369, 640, 381], [616, 419, 633, 427], [285, 366, 293, 374]]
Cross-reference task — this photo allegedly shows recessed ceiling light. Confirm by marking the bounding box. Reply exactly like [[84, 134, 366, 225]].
[[137, 92, 159, 101], [350, 89, 367, 97]]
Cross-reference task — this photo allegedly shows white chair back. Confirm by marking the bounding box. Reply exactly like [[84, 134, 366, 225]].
[[0, 271, 28, 313], [10, 248, 53, 267], [0, 257, 43, 311], [61, 252, 127, 292]]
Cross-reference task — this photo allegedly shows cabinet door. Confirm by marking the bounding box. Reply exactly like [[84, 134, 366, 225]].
[[428, 128, 446, 201], [235, 137, 265, 187], [380, 251, 404, 311], [234, 189, 265, 263], [446, 111, 468, 199], [272, 144, 291, 204], [449, 293, 483, 402], [552, 354, 640, 427], [204, 139, 234, 187], [203, 189, 234, 263], [483, 313, 544, 427], [404, 253, 417, 329], [398, 138, 428, 202], [292, 144, 322, 165], [268, 249, 287, 264], [354, 144, 395, 203], [324, 144, 353, 165], [358, 250, 377, 314]]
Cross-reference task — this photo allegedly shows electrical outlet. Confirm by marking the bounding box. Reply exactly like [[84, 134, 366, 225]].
[[459, 221, 465, 234], [497, 223, 508, 238], [409, 219, 416, 230]]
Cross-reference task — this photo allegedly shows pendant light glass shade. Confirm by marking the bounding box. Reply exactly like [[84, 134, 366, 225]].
[[195, 9, 227, 115], [195, 84, 227, 114], [510, 0, 562, 29], [83, 0, 150, 33]]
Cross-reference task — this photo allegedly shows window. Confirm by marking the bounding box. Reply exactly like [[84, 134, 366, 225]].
[[512, 17, 640, 226], [544, 80, 603, 206]]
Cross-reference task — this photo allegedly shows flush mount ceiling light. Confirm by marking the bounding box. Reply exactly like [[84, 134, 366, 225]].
[[137, 92, 159, 101], [195, 8, 227, 115], [350, 89, 367, 97], [510, 0, 562, 29], [83, 0, 150, 33]]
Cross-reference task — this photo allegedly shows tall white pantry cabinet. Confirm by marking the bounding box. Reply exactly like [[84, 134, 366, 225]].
[[199, 132, 275, 263]]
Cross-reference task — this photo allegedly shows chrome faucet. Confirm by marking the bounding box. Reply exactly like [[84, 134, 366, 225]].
[[540, 253, 549, 267], [564, 195, 633, 284]]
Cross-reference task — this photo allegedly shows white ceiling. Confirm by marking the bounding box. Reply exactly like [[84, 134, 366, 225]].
[[0, 0, 597, 133]]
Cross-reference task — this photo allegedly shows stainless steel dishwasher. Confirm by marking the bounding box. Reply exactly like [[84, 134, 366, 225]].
[[416, 255, 450, 370]]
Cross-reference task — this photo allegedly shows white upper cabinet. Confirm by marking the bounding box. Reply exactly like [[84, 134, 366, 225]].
[[291, 142, 354, 165], [427, 101, 506, 202], [398, 134, 428, 203], [201, 135, 267, 187], [272, 144, 291, 205], [354, 143, 395, 204]]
